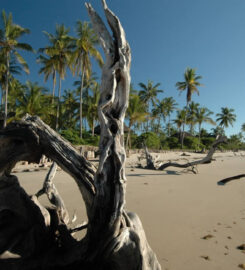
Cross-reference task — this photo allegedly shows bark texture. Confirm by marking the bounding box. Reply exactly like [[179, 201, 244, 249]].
[[0, 1, 161, 269]]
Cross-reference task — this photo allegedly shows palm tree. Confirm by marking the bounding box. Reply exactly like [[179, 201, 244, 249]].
[[126, 93, 147, 149], [161, 97, 178, 136], [14, 81, 49, 119], [195, 107, 215, 146], [71, 21, 103, 138], [176, 67, 202, 148], [139, 80, 163, 132], [0, 10, 33, 127], [0, 52, 21, 111], [37, 54, 57, 102], [187, 101, 200, 135], [86, 82, 100, 137], [241, 123, 245, 133], [41, 24, 74, 130], [60, 89, 78, 130], [216, 107, 236, 131], [173, 109, 186, 141]]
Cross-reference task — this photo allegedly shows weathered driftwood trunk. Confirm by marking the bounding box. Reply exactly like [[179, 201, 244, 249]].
[[143, 136, 227, 171], [0, 1, 161, 269]]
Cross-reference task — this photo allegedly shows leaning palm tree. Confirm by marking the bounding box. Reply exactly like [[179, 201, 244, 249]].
[[176, 67, 202, 148], [195, 107, 215, 146], [41, 24, 74, 130], [139, 80, 163, 132], [0, 10, 33, 127], [71, 21, 103, 138], [216, 107, 236, 131]]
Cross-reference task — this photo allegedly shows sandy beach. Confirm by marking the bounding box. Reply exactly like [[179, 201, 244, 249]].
[[14, 151, 245, 270]]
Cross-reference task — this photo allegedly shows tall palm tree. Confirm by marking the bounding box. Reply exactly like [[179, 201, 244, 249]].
[[60, 89, 78, 130], [41, 24, 74, 130], [0, 10, 33, 127], [195, 107, 215, 145], [37, 54, 57, 101], [216, 107, 236, 130], [86, 82, 100, 137], [71, 21, 103, 138], [176, 67, 202, 148], [161, 97, 178, 136], [187, 101, 200, 135], [126, 93, 147, 149], [173, 109, 186, 141], [139, 80, 163, 132], [0, 52, 21, 111]]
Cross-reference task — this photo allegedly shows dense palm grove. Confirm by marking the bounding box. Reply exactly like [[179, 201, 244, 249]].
[[0, 10, 244, 151]]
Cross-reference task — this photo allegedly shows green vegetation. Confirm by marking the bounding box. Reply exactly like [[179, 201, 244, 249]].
[[0, 10, 243, 151]]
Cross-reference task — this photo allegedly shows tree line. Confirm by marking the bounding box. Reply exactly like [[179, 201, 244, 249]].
[[0, 10, 244, 150]]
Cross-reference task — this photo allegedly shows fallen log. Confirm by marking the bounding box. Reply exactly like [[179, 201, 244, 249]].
[[143, 136, 227, 171], [218, 174, 245, 185]]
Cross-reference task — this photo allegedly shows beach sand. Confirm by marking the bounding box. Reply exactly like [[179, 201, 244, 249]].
[[14, 151, 245, 270]]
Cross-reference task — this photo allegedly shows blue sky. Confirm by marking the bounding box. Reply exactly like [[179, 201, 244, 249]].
[[2, 0, 245, 136]]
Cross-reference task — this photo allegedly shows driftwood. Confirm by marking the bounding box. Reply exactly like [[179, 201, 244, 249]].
[[143, 136, 227, 171], [0, 1, 161, 269], [218, 174, 245, 185]]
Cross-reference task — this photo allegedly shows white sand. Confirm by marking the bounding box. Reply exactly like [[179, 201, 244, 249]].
[[14, 151, 245, 269]]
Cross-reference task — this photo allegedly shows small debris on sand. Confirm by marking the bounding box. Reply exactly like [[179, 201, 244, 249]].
[[201, 234, 214, 240], [200, 255, 210, 261], [237, 244, 245, 251], [238, 263, 245, 269]]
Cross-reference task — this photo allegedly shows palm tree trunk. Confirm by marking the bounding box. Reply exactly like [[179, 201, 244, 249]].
[[80, 67, 85, 139], [126, 124, 132, 151], [55, 76, 61, 130], [92, 117, 95, 137], [3, 53, 9, 128], [198, 123, 201, 149], [168, 115, 171, 137], [52, 70, 56, 104], [181, 102, 189, 149], [0, 88, 3, 112]]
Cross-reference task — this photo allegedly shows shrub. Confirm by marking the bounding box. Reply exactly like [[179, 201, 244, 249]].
[[135, 132, 160, 149], [166, 137, 181, 149], [184, 136, 202, 150], [201, 137, 216, 149], [60, 129, 84, 145]]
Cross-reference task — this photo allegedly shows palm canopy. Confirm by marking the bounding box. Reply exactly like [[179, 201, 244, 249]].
[[241, 123, 245, 133], [41, 24, 74, 80], [0, 10, 33, 73], [176, 67, 202, 104], [195, 107, 215, 126], [173, 109, 186, 130], [139, 80, 163, 108], [126, 93, 148, 127], [71, 21, 103, 77], [14, 81, 49, 118], [216, 107, 236, 128]]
